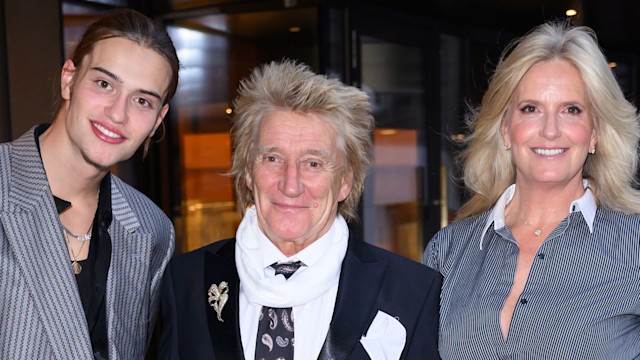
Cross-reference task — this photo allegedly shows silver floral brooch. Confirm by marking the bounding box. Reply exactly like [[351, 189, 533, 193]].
[[208, 281, 229, 322]]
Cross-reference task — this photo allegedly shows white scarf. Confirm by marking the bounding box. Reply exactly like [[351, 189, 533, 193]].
[[235, 206, 348, 308]]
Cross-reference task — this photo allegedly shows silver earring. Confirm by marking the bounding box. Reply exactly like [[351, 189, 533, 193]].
[[590, 148, 596, 154], [503, 144, 510, 151]]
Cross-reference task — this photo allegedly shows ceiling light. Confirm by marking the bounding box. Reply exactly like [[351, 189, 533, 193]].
[[609, 62, 618, 68], [289, 26, 301, 33], [566, 9, 578, 17]]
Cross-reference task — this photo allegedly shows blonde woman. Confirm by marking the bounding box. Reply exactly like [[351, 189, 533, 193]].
[[424, 21, 640, 359]]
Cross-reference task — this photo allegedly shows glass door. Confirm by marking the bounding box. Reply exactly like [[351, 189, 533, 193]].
[[343, 6, 451, 260], [359, 37, 427, 260]]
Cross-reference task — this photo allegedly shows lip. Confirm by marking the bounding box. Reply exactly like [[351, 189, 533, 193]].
[[273, 202, 308, 211], [91, 121, 126, 144]]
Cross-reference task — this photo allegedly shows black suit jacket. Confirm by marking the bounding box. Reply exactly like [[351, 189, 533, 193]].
[[158, 236, 441, 359]]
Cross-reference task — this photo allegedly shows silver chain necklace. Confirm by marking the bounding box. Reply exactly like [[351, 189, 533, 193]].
[[61, 223, 93, 242]]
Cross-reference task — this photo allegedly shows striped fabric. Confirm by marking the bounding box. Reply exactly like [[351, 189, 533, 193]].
[[0, 127, 175, 359], [423, 208, 640, 359]]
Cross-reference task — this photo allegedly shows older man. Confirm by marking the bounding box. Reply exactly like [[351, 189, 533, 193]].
[[159, 60, 441, 359]]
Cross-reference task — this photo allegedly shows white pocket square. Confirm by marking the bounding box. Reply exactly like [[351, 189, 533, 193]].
[[359, 310, 406, 360]]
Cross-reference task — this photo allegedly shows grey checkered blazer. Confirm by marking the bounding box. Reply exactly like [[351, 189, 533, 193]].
[[0, 126, 175, 359]]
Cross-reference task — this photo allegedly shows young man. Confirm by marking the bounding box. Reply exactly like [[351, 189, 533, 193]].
[[0, 9, 178, 359]]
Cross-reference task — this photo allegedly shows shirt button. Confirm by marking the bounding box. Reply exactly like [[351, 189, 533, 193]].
[[537, 253, 545, 259], [520, 298, 528, 305]]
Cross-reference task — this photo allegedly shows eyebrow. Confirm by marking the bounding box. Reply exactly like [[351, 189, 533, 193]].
[[305, 149, 330, 158], [257, 146, 330, 158], [92, 66, 163, 101]]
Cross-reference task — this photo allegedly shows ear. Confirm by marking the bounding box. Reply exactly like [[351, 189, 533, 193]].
[[245, 169, 253, 190], [589, 127, 598, 152], [500, 119, 511, 150], [337, 173, 353, 202], [61, 59, 77, 100], [149, 104, 169, 137]]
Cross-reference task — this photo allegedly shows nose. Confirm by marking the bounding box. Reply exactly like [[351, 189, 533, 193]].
[[540, 112, 560, 139], [279, 161, 304, 197], [105, 94, 128, 124]]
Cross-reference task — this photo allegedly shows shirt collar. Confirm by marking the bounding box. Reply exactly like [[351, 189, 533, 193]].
[[479, 179, 596, 250]]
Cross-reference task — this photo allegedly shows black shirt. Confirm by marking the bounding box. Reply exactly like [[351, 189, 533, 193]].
[[35, 124, 113, 360]]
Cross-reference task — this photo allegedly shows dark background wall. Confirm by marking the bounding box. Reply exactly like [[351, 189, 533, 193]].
[[2, 0, 62, 140], [0, 0, 9, 143]]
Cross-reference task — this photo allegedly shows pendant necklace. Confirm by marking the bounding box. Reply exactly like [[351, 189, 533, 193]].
[[64, 230, 88, 275], [520, 218, 555, 236], [59, 190, 98, 274]]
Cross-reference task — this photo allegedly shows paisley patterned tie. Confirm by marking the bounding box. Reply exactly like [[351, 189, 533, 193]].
[[255, 261, 303, 360]]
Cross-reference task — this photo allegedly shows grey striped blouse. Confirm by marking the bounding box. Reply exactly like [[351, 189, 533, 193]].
[[423, 186, 640, 359]]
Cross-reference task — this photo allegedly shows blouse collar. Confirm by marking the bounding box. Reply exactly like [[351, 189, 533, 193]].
[[479, 179, 596, 250]]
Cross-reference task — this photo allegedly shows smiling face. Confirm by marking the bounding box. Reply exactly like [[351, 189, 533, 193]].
[[61, 37, 172, 169], [501, 59, 598, 189], [246, 110, 352, 255]]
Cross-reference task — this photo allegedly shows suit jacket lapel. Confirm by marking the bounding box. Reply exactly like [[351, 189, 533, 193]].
[[204, 239, 244, 359], [1, 130, 93, 359], [318, 236, 388, 359], [107, 179, 153, 358]]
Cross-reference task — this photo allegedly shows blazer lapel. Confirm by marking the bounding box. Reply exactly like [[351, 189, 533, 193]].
[[107, 179, 153, 358], [1, 130, 93, 359], [204, 239, 244, 359], [318, 237, 388, 360]]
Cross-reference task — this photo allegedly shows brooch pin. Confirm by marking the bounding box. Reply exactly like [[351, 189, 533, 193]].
[[208, 281, 229, 322]]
